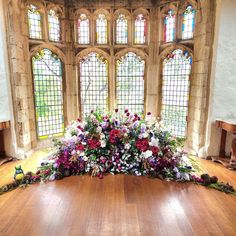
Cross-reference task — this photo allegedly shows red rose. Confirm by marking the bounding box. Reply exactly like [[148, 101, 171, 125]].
[[136, 138, 149, 152], [151, 146, 159, 155], [76, 144, 85, 151], [88, 138, 101, 149], [109, 129, 122, 144]]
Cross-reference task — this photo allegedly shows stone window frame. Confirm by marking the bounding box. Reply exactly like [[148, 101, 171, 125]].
[[74, 8, 92, 46], [76, 48, 111, 118], [159, 45, 194, 137], [132, 8, 150, 46], [178, 0, 197, 41], [25, 0, 46, 41], [114, 48, 148, 114], [113, 8, 131, 46], [94, 9, 111, 46], [46, 4, 65, 43], [160, 4, 178, 44], [29, 44, 68, 143]]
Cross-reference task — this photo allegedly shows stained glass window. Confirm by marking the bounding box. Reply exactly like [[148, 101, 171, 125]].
[[48, 10, 60, 42], [27, 5, 42, 39], [77, 14, 90, 44], [182, 6, 195, 39], [32, 49, 64, 139], [116, 52, 145, 114], [96, 14, 108, 44], [161, 49, 192, 137], [134, 14, 146, 44], [164, 9, 175, 42], [80, 52, 108, 117], [116, 14, 128, 44]]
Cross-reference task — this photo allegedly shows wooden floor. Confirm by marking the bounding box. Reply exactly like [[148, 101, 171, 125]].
[[0, 152, 236, 236]]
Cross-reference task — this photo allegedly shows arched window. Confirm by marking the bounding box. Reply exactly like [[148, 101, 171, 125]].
[[116, 14, 128, 44], [48, 9, 60, 42], [32, 49, 64, 139], [182, 5, 195, 40], [96, 14, 108, 44], [164, 9, 175, 42], [77, 13, 89, 44], [134, 14, 147, 44], [116, 52, 145, 114], [27, 4, 42, 39], [161, 49, 192, 137], [79, 52, 109, 117]]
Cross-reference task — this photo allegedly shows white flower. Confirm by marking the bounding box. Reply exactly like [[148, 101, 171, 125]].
[[124, 143, 131, 150], [101, 140, 106, 148], [82, 155, 88, 161], [71, 150, 77, 156], [142, 150, 153, 159], [96, 126, 102, 133], [77, 151, 85, 156], [149, 137, 159, 147]]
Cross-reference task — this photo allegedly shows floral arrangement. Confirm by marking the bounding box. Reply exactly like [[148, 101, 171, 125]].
[[0, 109, 236, 195]]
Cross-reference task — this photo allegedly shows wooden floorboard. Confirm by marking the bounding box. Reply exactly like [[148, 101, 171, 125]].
[[0, 153, 236, 236]]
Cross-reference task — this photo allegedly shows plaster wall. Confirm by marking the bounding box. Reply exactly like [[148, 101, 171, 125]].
[[205, 0, 236, 156]]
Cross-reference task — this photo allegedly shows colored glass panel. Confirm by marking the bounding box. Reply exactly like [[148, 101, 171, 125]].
[[48, 10, 60, 42], [116, 14, 128, 44], [78, 14, 90, 44], [164, 9, 175, 42], [182, 6, 195, 39], [96, 14, 108, 44], [134, 14, 146, 44]]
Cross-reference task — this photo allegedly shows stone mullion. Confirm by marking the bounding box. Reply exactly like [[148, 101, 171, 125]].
[[146, 6, 159, 117]]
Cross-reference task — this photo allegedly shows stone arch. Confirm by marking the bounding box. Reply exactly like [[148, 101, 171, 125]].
[[159, 44, 193, 61], [115, 48, 148, 61], [94, 8, 111, 20], [30, 44, 66, 64], [179, 0, 198, 14], [76, 47, 110, 64], [74, 8, 91, 19]]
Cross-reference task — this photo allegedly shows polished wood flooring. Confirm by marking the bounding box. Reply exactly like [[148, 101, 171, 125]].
[[0, 152, 236, 236]]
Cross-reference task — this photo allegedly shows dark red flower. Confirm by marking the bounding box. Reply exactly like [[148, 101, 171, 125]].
[[115, 108, 118, 113], [125, 109, 129, 113], [136, 138, 149, 152], [126, 112, 130, 116], [76, 144, 85, 151], [147, 112, 151, 115], [88, 138, 101, 149], [77, 125, 84, 131], [77, 118, 81, 122], [109, 129, 122, 144], [151, 146, 159, 155]]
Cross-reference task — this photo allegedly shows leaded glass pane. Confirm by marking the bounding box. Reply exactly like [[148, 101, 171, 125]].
[[182, 6, 195, 39], [80, 52, 108, 117], [96, 14, 108, 44], [164, 10, 175, 42], [27, 5, 42, 39], [78, 14, 90, 44], [116, 14, 128, 44], [134, 14, 146, 44], [48, 10, 60, 42], [32, 49, 64, 139], [161, 49, 192, 137], [116, 52, 145, 114]]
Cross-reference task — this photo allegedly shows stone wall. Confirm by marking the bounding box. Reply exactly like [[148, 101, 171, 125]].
[[2, 0, 216, 158]]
